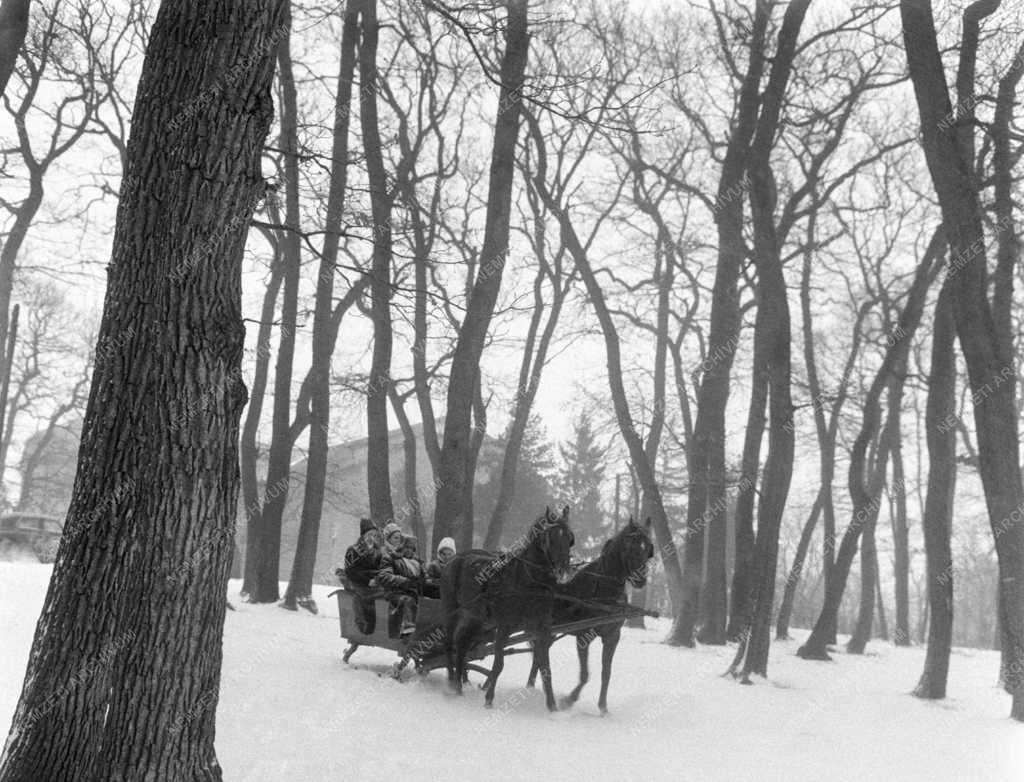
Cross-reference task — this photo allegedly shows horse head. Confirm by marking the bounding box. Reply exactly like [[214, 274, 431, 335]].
[[532, 505, 575, 584], [610, 516, 655, 588]]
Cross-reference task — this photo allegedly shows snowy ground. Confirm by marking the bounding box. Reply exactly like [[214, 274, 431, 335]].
[[0, 562, 1021, 781]]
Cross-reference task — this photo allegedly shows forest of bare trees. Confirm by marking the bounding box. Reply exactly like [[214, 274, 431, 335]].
[[1, 0, 1023, 777]]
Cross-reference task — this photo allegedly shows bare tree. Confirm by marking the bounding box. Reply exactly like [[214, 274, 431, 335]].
[[431, 0, 529, 551], [281, 0, 361, 612]]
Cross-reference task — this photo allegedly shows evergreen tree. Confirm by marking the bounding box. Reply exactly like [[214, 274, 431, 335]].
[[558, 411, 608, 553], [474, 414, 555, 546]]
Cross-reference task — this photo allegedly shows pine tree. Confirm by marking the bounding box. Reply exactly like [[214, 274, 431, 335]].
[[558, 411, 607, 553], [474, 414, 554, 547]]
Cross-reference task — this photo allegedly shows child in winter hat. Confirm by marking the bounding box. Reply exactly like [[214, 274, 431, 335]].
[[382, 522, 404, 550]]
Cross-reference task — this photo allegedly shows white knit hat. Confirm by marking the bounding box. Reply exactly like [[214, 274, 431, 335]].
[[437, 537, 456, 555]]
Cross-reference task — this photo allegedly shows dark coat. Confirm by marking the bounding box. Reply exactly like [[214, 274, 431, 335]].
[[424, 559, 445, 584], [344, 541, 382, 587], [376, 547, 424, 594]]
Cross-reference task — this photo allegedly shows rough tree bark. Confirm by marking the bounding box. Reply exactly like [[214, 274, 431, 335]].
[[901, 0, 1024, 720], [0, 1, 283, 777], [674, 1, 768, 647], [914, 282, 956, 698], [431, 0, 528, 549], [281, 0, 360, 610]]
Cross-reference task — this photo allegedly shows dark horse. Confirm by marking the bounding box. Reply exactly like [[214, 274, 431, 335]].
[[441, 506, 575, 710], [527, 516, 654, 713]]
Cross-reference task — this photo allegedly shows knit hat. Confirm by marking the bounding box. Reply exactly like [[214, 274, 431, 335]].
[[437, 537, 456, 555], [359, 517, 376, 535], [383, 522, 402, 540]]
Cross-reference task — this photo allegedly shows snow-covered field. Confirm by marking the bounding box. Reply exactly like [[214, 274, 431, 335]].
[[0, 562, 1020, 781]]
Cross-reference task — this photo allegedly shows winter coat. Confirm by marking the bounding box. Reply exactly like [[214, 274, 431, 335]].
[[376, 547, 424, 594], [344, 541, 382, 587], [424, 559, 446, 584]]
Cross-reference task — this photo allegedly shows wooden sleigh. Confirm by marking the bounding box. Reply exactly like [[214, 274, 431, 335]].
[[330, 571, 658, 681]]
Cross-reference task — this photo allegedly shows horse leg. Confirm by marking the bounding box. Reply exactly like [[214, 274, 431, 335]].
[[561, 633, 590, 708], [444, 615, 457, 686], [526, 642, 539, 687], [597, 629, 620, 715], [534, 634, 557, 712], [484, 627, 509, 708], [452, 621, 475, 696]]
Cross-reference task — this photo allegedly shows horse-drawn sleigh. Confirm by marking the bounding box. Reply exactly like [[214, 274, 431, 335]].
[[330, 510, 659, 712]]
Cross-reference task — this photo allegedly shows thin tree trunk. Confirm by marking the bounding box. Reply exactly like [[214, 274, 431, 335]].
[[728, 0, 808, 680], [240, 242, 285, 595], [432, 0, 529, 550], [849, 386, 903, 654], [282, 0, 359, 610], [0, 304, 18, 460], [389, 389, 426, 544], [914, 284, 957, 697], [525, 113, 686, 618], [902, 0, 1024, 720], [725, 363, 765, 642], [359, 0, 395, 525], [483, 247, 569, 549], [798, 230, 942, 660], [676, 1, 768, 647], [250, 9, 302, 603], [0, 2, 282, 776], [874, 553, 889, 641], [890, 401, 912, 645], [776, 494, 823, 639]]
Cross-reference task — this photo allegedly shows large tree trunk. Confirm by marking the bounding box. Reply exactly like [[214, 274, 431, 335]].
[[798, 231, 942, 660], [282, 0, 359, 610], [675, 2, 768, 647], [902, 0, 1024, 720], [359, 0, 395, 524], [432, 0, 529, 550], [250, 14, 303, 603], [0, 0, 30, 99], [915, 283, 957, 698], [0, 1, 282, 776]]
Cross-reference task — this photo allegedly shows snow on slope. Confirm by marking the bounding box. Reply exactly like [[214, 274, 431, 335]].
[[0, 562, 1021, 781]]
